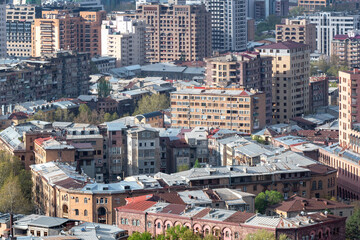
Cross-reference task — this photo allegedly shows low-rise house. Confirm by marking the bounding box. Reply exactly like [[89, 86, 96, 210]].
[[34, 137, 75, 164], [266, 196, 354, 219]]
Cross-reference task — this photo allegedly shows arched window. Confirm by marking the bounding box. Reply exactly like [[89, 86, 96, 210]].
[[132, 220, 136, 226], [63, 205, 68, 214], [167, 223, 170, 229], [84, 198, 88, 203], [137, 220, 140, 226], [318, 180, 323, 190], [312, 181, 317, 190], [75, 197, 79, 203], [75, 209, 79, 215], [234, 232, 239, 239], [225, 231, 229, 237], [157, 222, 161, 229], [84, 210, 88, 216]]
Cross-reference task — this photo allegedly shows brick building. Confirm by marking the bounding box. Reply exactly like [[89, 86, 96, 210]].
[[115, 200, 346, 239], [204, 52, 273, 124], [170, 88, 266, 134], [33, 137, 75, 164], [136, 4, 212, 63], [309, 74, 329, 112], [332, 31, 360, 69], [32, 10, 106, 57]]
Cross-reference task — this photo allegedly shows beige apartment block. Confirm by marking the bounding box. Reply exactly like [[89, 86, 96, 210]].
[[136, 4, 212, 63], [256, 41, 310, 124], [298, 0, 329, 11], [276, 19, 316, 52], [101, 16, 146, 67], [170, 88, 266, 134], [332, 31, 360, 69]]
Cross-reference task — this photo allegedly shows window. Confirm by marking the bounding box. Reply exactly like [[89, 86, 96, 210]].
[[75, 209, 79, 215], [167, 223, 170, 229], [234, 232, 239, 239], [75, 197, 79, 203], [132, 220, 136, 226], [100, 198, 104, 204], [147, 221, 152, 228], [137, 220, 140, 226], [84, 198, 88, 204], [339, 211, 343, 216], [105, 198, 108, 204], [318, 180, 323, 190], [84, 210, 88, 216], [157, 222, 161, 229], [312, 181, 317, 190]]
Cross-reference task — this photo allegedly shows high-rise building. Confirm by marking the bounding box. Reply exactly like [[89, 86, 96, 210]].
[[253, 0, 288, 19], [170, 88, 266, 133], [204, 52, 273, 124], [0, 1, 6, 58], [136, 4, 212, 63], [6, 5, 39, 57], [276, 19, 316, 52], [332, 30, 360, 69], [256, 41, 310, 124], [318, 69, 360, 201], [101, 16, 146, 67], [203, 0, 247, 52], [308, 12, 360, 56], [309, 74, 329, 112], [32, 10, 106, 57]]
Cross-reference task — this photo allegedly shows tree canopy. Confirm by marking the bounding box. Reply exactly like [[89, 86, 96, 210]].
[[346, 207, 360, 239], [310, 56, 348, 77], [0, 152, 33, 214], [97, 77, 112, 98], [245, 229, 288, 240], [255, 190, 284, 214], [134, 94, 169, 115]]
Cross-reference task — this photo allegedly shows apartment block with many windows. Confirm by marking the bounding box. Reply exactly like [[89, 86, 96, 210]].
[[136, 4, 212, 63], [170, 88, 266, 134], [276, 19, 316, 52], [204, 52, 273, 124], [256, 41, 310, 124]]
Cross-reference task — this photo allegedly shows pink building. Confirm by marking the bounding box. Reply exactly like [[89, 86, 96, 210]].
[[115, 200, 346, 239]]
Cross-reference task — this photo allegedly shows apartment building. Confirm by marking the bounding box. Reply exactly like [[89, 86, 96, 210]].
[[6, 5, 39, 57], [298, 0, 328, 11], [101, 16, 146, 67], [252, 0, 289, 19], [0, 2, 5, 58], [204, 52, 273, 124], [318, 69, 360, 200], [309, 74, 329, 112], [203, 0, 247, 52], [127, 127, 160, 176], [170, 88, 266, 134], [0, 51, 90, 107], [332, 30, 360, 69], [308, 12, 360, 56], [32, 10, 106, 57], [34, 137, 75, 164], [276, 19, 316, 52], [136, 4, 212, 63], [256, 41, 310, 124]]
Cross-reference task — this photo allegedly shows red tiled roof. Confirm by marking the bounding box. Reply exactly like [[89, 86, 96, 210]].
[[125, 194, 154, 204], [156, 192, 186, 205], [192, 208, 211, 219], [54, 178, 86, 189], [256, 41, 308, 50], [269, 196, 352, 213], [9, 112, 28, 120], [160, 204, 187, 215], [116, 200, 157, 211], [34, 137, 53, 146], [304, 163, 337, 175], [224, 212, 255, 223], [239, 91, 249, 96]]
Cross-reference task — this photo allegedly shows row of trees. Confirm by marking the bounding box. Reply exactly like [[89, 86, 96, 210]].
[[128, 226, 287, 240], [0, 152, 33, 214], [32, 104, 119, 125]]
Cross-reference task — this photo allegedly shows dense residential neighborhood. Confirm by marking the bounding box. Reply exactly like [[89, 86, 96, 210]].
[[0, 0, 359, 239]]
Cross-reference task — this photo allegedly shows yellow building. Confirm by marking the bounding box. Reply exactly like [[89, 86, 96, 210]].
[[256, 41, 311, 124], [34, 137, 75, 164]]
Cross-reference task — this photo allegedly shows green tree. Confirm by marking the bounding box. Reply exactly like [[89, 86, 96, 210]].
[[245, 230, 276, 240], [111, 112, 119, 121], [128, 232, 152, 240], [288, 6, 306, 17], [134, 94, 169, 115], [177, 164, 189, 172], [0, 175, 32, 214], [346, 207, 360, 239], [104, 113, 112, 122], [97, 77, 112, 98], [194, 159, 201, 168], [255, 190, 284, 214]]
